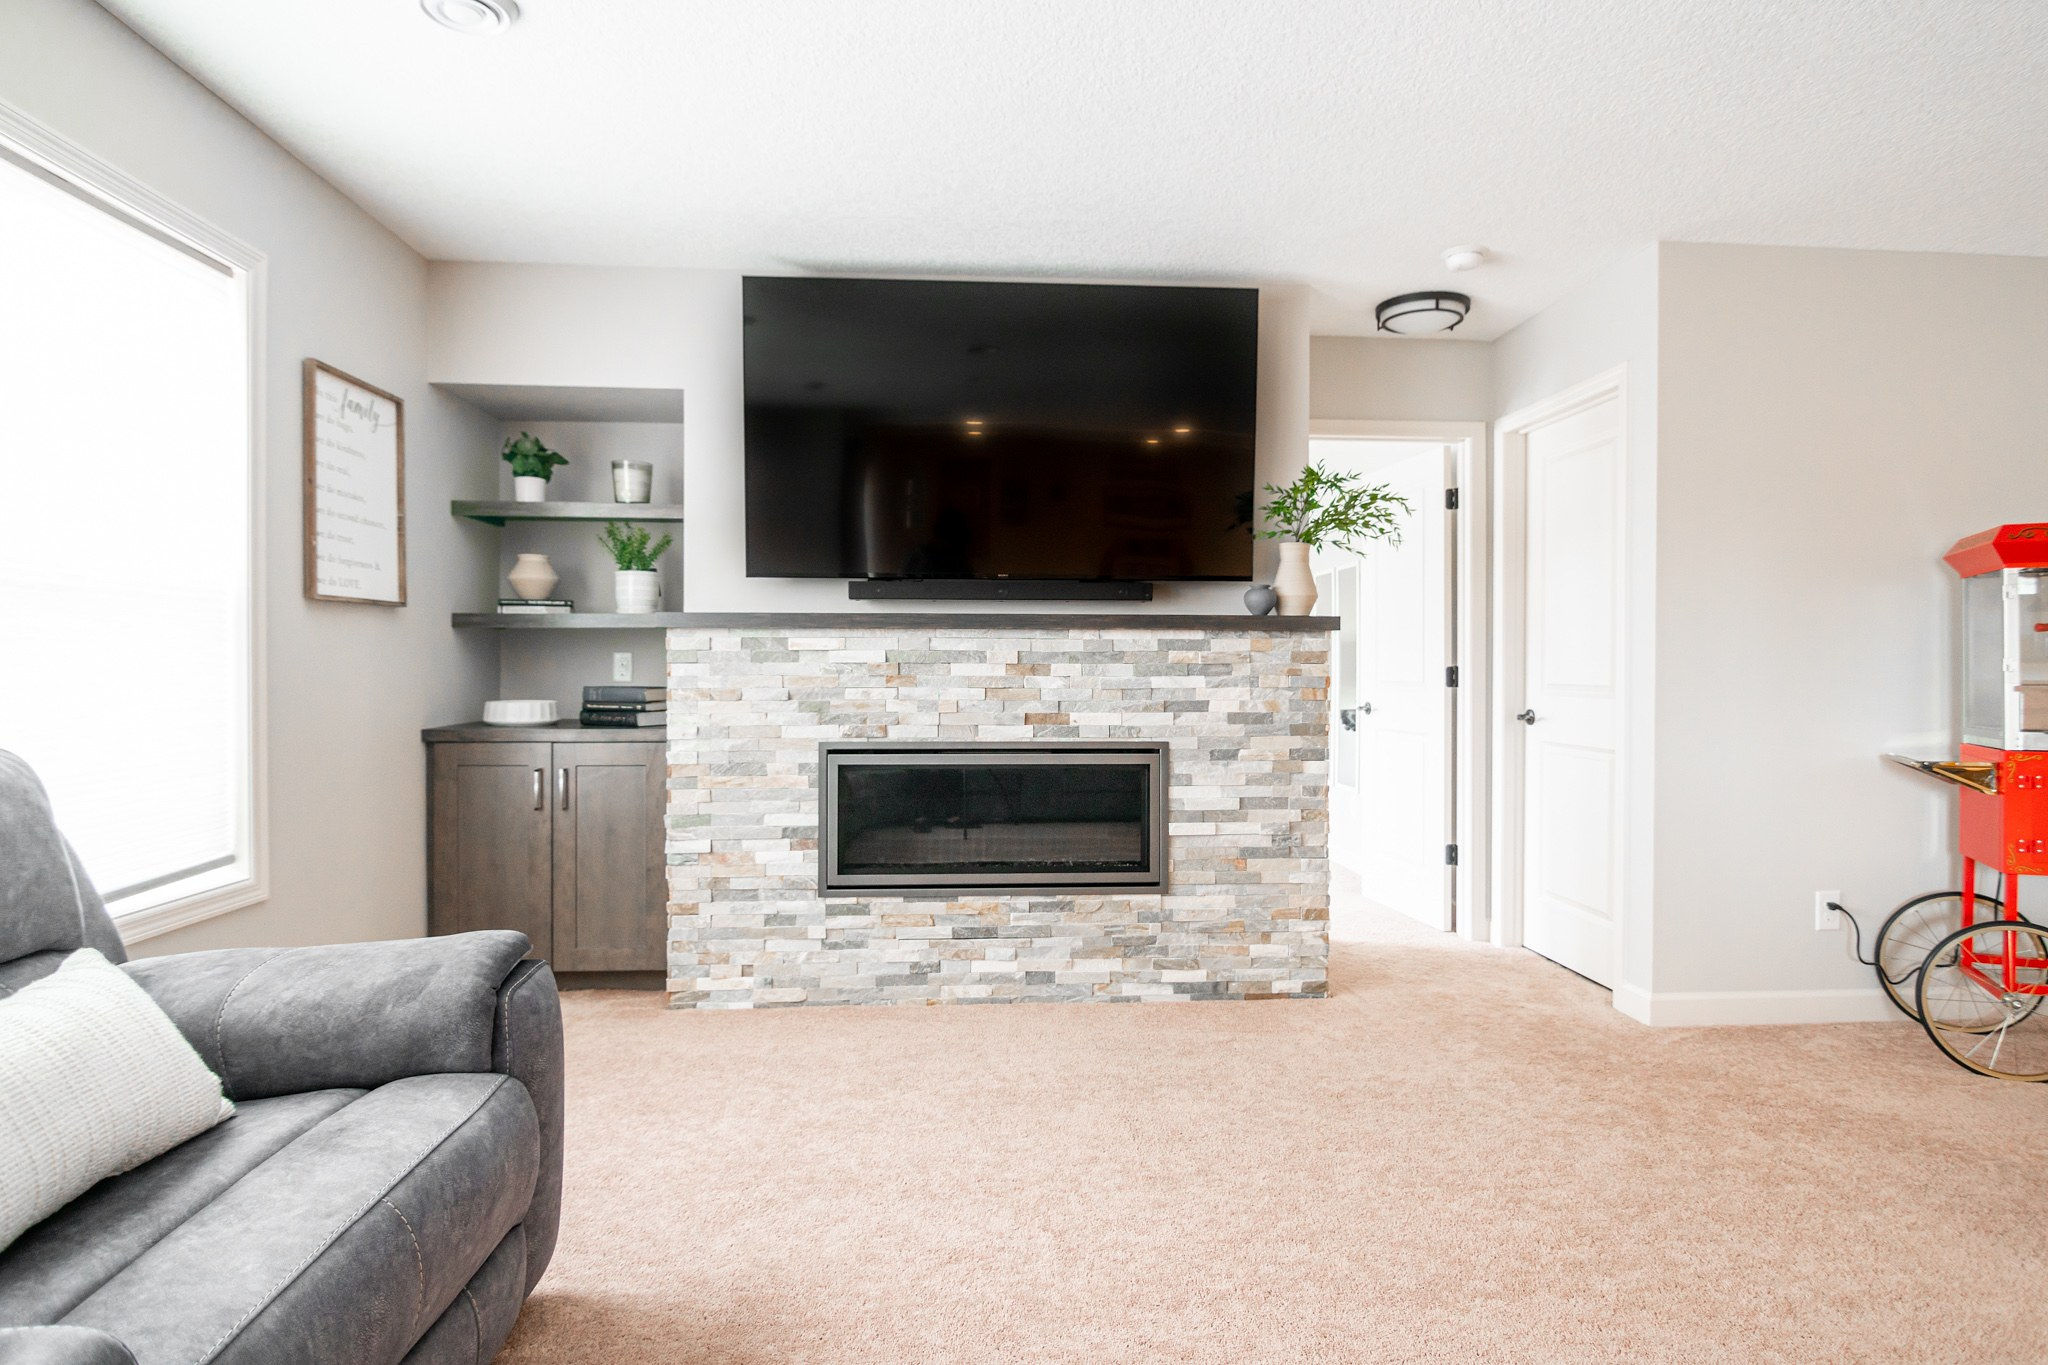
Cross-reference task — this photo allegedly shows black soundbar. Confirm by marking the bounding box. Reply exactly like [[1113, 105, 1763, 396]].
[[848, 579, 1154, 603]]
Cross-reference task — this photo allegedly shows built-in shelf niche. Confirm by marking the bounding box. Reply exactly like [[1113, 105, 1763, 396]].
[[439, 380, 688, 706]]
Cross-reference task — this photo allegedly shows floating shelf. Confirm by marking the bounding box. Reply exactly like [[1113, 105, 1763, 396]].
[[451, 500, 686, 527], [456, 613, 692, 629]]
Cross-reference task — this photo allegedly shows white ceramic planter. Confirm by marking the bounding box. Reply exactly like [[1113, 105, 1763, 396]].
[[506, 553, 559, 601], [512, 475, 548, 503], [614, 569, 661, 614], [1273, 541, 1318, 616]]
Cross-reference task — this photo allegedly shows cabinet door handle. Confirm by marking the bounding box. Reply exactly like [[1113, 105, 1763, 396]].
[[557, 767, 570, 810], [531, 767, 544, 810]]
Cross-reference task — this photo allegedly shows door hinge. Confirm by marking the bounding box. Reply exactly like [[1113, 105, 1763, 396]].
[[1445, 665, 1459, 688], [1445, 844, 1459, 866], [1445, 488, 1460, 510]]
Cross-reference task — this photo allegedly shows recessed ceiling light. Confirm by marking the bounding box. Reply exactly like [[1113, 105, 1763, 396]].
[[420, 0, 521, 35], [1442, 245, 1489, 273], [1172, 426, 1192, 435], [1376, 291, 1471, 336]]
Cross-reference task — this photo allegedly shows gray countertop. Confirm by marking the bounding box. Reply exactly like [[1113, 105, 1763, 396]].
[[423, 721, 666, 743]]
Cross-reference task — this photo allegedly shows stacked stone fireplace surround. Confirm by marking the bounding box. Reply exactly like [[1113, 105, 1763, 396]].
[[664, 621, 1330, 1007]]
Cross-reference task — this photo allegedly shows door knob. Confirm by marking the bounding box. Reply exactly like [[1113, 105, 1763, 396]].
[[1516, 709, 1538, 725], [1360, 702, 1373, 715]]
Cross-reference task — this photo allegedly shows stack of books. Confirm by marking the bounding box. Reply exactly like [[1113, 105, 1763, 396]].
[[497, 598, 573, 615], [581, 684, 665, 728]]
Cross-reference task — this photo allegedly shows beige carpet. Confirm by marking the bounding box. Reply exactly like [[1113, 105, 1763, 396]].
[[499, 897, 2046, 1364]]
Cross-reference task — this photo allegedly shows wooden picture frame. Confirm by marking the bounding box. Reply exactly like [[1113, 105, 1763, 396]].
[[303, 359, 406, 605]]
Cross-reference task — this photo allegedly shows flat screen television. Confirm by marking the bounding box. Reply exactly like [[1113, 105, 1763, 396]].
[[743, 276, 1258, 584]]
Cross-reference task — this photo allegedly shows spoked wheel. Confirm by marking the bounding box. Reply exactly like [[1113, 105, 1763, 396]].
[[1915, 920, 2048, 1081], [1874, 890, 2003, 1020]]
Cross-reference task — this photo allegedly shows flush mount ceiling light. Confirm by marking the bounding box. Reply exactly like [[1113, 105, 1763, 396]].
[[420, 0, 520, 34], [1376, 291, 1471, 336]]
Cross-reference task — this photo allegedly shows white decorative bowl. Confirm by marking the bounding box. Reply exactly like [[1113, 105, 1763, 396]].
[[482, 699, 558, 726]]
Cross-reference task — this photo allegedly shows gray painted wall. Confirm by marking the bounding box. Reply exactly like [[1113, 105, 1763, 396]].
[[1653, 242, 2048, 997], [1310, 335, 1493, 423], [2, 0, 501, 955]]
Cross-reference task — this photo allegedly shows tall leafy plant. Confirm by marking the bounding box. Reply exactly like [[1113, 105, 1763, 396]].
[[599, 521, 673, 572], [1256, 460, 1411, 553], [502, 432, 569, 480]]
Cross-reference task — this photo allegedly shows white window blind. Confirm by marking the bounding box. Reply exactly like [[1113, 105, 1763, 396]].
[[0, 145, 255, 918]]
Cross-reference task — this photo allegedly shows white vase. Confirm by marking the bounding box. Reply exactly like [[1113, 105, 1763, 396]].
[[506, 553, 558, 601], [1273, 541, 1318, 616], [512, 475, 547, 503], [614, 569, 661, 614]]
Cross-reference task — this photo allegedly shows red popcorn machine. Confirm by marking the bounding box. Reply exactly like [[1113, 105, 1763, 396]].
[[1880, 524, 2048, 1079]]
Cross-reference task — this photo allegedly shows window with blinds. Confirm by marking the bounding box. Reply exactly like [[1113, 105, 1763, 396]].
[[0, 139, 258, 927]]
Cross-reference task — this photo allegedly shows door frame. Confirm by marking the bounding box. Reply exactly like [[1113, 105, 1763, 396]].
[[1307, 419, 1490, 941], [1489, 366, 1630, 976]]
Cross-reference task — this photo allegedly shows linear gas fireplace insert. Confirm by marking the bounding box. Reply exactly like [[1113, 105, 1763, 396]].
[[818, 742, 1167, 895]]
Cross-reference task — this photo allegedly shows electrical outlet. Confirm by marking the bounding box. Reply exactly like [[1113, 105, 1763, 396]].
[[1814, 890, 1843, 932], [612, 652, 633, 682]]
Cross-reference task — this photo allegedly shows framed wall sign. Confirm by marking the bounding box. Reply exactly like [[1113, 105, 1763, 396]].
[[303, 359, 406, 605]]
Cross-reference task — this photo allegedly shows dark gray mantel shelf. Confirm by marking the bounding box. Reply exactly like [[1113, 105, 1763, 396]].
[[453, 612, 1338, 632]]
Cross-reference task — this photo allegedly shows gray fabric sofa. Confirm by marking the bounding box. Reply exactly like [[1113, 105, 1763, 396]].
[[0, 754, 563, 1365]]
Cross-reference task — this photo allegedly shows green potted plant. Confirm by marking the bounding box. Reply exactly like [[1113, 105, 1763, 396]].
[[1256, 461, 1411, 614], [503, 432, 569, 503], [599, 521, 674, 614]]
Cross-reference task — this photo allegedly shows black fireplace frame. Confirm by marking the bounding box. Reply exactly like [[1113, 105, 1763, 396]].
[[817, 741, 1168, 897]]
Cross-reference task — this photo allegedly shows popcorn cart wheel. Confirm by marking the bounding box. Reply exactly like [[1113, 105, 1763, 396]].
[[1915, 919, 2048, 1080], [1872, 888, 2004, 1020]]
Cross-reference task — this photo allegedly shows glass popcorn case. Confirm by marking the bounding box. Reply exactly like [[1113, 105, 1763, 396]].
[[1955, 526, 2048, 751]]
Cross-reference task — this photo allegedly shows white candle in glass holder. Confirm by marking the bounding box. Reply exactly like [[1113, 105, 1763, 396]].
[[611, 460, 653, 503]]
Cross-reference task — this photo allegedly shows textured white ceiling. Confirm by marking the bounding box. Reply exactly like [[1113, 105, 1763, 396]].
[[95, 0, 2048, 339]]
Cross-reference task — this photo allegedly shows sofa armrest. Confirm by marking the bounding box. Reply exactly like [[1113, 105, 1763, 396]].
[[0, 1326, 137, 1365], [494, 958, 564, 1291], [123, 931, 531, 1100]]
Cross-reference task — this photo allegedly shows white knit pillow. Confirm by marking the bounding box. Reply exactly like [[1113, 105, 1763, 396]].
[[0, 949, 233, 1251]]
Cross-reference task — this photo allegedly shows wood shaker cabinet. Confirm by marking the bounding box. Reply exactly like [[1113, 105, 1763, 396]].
[[425, 724, 667, 980]]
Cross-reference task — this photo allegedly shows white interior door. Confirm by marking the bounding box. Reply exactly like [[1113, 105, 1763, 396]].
[[1324, 563, 1363, 871], [1319, 443, 1453, 931], [1517, 398, 1622, 986]]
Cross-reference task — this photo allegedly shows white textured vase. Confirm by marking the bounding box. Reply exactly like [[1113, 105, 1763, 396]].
[[506, 553, 558, 601], [512, 475, 547, 503], [1273, 541, 1318, 616], [614, 569, 661, 614]]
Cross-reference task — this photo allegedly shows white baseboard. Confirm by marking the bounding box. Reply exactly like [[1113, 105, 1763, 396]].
[[1613, 982, 1902, 1027]]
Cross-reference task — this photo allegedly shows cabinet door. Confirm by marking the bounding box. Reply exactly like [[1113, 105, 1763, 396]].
[[429, 742, 553, 958], [550, 742, 667, 972]]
